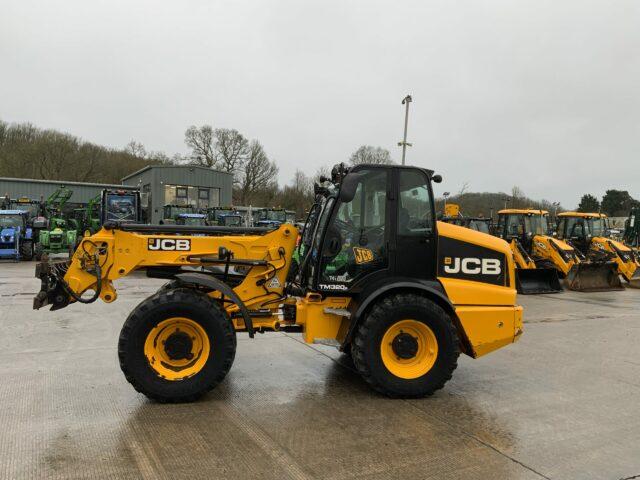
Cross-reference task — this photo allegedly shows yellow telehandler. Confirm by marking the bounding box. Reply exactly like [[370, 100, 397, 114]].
[[34, 164, 523, 402], [556, 212, 639, 288], [496, 209, 622, 292]]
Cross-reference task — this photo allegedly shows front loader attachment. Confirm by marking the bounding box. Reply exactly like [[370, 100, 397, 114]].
[[515, 268, 563, 295], [565, 262, 624, 292], [624, 269, 640, 289]]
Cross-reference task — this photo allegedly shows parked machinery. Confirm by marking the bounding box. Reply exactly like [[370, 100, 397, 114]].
[[35, 186, 77, 260], [253, 207, 296, 227], [496, 209, 622, 292], [440, 203, 492, 235], [205, 206, 243, 227], [0, 210, 33, 261], [176, 213, 207, 226], [623, 207, 640, 248], [161, 204, 197, 225], [557, 212, 639, 288], [34, 163, 523, 402]]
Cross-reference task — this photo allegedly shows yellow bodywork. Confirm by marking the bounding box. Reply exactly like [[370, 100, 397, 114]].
[[530, 235, 579, 277], [57, 222, 521, 359], [558, 212, 638, 282], [436, 222, 523, 358]]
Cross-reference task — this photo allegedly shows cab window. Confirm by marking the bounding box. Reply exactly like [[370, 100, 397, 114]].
[[398, 170, 433, 236], [320, 169, 388, 284]]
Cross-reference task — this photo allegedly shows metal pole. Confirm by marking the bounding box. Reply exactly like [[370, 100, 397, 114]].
[[398, 95, 413, 165]]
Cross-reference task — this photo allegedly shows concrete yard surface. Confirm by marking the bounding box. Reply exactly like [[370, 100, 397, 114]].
[[1, 261, 639, 479]]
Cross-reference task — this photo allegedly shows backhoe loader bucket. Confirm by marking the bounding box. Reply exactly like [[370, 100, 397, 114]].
[[515, 268, 563, 295], [566, 262, 624, 292], [624, 269, 640, 289]]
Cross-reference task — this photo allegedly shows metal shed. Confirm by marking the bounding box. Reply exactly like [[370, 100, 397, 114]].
[[121, 165, 233, 224], [0, 177, 137, 205]]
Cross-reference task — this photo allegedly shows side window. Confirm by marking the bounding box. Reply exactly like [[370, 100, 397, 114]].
[[398, 170, 433, 235], [557, 218, 565, 238], [320, 170, 388, 284]]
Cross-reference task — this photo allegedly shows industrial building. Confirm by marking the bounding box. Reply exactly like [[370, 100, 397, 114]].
[[122, 165, 233, 224], [0, 177, 137, 207]]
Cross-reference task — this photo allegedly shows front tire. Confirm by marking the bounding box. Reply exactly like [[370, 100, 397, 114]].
[[118, 288, 236, 403], [352, 293, 460, 398]]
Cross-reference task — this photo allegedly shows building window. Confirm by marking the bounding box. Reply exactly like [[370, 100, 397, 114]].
[[163, 184, 220, 209]]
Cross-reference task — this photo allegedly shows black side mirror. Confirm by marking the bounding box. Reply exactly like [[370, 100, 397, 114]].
[[339, 172, 365, 202], [432, 174, 443, 183]]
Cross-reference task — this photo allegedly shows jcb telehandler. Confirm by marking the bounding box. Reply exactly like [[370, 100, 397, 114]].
[[557, 212, 639, 288], [496, 209, 621, 292], [34, 164, 523, 402]]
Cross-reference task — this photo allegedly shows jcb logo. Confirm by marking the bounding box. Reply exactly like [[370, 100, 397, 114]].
[[353, 247, 374, 264], [443, 257, 501, 275], [148, 238, 191, 251]]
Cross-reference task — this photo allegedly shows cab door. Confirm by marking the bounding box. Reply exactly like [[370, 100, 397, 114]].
[[393, 168, 437, 280]]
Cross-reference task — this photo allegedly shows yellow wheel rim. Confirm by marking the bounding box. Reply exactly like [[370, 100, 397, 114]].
[[380, 319, 438, 379], [143, 317, 210, 381]]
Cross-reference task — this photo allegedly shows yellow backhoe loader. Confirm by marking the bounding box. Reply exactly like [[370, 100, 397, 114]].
[[34, 164, 523, 402], [557, 212, 639, 288], [496, 209, 622, 292]]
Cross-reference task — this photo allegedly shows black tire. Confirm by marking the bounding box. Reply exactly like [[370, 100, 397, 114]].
[[20, 240, 33, 261], [118, 288, 236, 403], [351, 293, 460, 398], [34, 242, 44, 261]]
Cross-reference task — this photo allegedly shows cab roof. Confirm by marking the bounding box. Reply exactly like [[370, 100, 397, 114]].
[[0, 210, 28, 215], [498, 209, 549, 215], [177, 213, 206, 218], [557, 211, 607, 219]]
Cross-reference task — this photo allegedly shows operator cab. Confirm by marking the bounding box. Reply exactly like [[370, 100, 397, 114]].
[[556, 212, 609, 252], [496, 209, 550, 248], [292, 163, 440, 296]]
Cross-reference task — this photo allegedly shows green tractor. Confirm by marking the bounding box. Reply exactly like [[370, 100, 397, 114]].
[[34, 187, 77, 260], [69, 193, 102, 236]]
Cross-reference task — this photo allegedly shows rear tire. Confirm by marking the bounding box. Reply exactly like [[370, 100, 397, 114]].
[[352, 293, 459, 398], [20, 240, 33, 261], [118, 288, 236, 403]]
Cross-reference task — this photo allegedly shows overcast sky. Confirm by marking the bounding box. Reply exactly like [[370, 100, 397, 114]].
[[1, 0, 639, 207]]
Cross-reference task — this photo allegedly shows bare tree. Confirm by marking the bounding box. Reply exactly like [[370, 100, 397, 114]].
[[184, 125, 216, 166], [214, 128, 249, 179], [125, 140, 147, 158], [458, 182, 470, 196], [313, 165, 331, 184], [238, 140, 278, 204], [349, 145, 394, 165]]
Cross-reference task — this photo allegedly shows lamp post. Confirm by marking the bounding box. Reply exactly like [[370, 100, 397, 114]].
[[503, 197, 511, 210], [398, 95, 413, 165]]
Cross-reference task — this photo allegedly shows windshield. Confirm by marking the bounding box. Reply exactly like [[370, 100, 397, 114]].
[[11, 203, 39, 216], [179, 217, 205, 226], [0, 215, 23, 228], [585, 218, 607, 237], [525, 214, 548, 236], [223, 215, 241, 226], [260, 210, 286, 222], [469, 220, 490, 234], [166, 206, 193, 217]]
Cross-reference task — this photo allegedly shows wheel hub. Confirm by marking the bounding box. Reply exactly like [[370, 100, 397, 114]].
[[391, 332, 419, 359], [163, 330, 194, 360]]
